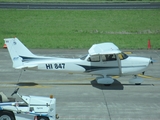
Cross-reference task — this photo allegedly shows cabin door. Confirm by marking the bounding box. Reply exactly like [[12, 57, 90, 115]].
[[101, 54, 120, 76]]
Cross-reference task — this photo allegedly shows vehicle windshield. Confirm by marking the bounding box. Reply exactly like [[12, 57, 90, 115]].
[[118, 52, 128, 60]]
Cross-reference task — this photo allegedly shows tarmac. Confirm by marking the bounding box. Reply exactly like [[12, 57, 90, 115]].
[[0, 48, 160, 120]]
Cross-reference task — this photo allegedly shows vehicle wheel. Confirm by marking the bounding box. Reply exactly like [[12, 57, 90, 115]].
[[135, 83, 141, 85], [56, 114, 59, 119], [37, 116, 49, 120], [0, 111, 15, 120]]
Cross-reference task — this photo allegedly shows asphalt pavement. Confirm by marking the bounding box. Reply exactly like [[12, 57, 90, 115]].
[[0, 49, 160, 120]]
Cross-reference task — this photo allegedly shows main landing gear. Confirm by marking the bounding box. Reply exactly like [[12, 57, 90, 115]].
[[96, 76, 114, 85], [96, 75, 144, 86]]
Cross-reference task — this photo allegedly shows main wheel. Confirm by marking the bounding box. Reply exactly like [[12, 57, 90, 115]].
[[135, 83, 141, 85], [0, 111, 15, 120], [0, 95, 2, 103]]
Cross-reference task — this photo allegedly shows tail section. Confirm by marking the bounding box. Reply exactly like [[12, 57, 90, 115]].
[[4, 37, 36, 69]]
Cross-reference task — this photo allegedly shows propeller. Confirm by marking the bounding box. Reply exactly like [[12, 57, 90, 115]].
[[150, 57, 154, 64]]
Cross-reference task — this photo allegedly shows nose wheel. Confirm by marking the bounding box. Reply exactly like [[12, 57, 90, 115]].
[[129, 75, 143, 85]]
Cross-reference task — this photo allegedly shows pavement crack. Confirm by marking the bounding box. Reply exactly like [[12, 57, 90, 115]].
[[102, 89, 112, 120]]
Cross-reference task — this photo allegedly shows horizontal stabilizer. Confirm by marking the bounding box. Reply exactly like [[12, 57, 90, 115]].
[[15, 65, 38, 69]]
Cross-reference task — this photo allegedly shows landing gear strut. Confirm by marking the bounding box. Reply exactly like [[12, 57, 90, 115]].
[[129, 75, 143, 85]]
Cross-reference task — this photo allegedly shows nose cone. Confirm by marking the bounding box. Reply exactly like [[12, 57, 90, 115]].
[[138, 57, 151, 66], [121, 56, 151, 75], [132, 57, 152, 74], [149, 58, 154, 64]]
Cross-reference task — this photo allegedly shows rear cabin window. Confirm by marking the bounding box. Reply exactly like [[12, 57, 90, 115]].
[[88, 55, 100, 62]]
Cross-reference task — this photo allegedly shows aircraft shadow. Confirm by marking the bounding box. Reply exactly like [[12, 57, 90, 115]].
[[16, 82, 38, 86], [91, 79, 124, 90]]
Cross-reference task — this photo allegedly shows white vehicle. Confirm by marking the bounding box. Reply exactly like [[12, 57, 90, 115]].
[[4, 38, 152, 85], [0, 88, 58, 120]]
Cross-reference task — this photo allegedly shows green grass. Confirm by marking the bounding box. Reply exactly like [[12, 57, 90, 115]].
[[0, 9, 160, 49]]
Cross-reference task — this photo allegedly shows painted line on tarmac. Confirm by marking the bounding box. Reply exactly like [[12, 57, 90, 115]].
[[1, 74, 160, 88], [112, 76, 120, 79], [38, 82, 92, 85], [20, 85, 50, 88], [124, 52, 132, 54], [138, 74, 160, 80], [112, 74, 160, 81]]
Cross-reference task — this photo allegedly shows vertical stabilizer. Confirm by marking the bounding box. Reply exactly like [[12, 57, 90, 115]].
[[4, 37, 35, 69]]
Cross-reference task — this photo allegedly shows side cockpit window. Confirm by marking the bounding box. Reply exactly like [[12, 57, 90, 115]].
[[102, 54, 117, 61], [87, 55, 100, 62], [118, 52, 128, 60]]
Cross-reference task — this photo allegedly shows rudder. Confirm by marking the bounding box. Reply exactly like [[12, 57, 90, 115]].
[[4, 37, 35, 69]]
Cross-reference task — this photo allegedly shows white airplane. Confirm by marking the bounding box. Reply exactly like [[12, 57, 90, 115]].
[[4, 37, 152, 85]]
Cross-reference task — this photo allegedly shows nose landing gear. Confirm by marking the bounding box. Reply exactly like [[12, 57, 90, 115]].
[[129, 75, 143, 85]]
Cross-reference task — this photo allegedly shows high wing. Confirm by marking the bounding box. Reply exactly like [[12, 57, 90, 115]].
[[88, 42, 121, 55]]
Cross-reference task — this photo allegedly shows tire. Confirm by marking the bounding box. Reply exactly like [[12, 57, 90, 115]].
[[0, 111, 15, 120], [37, 116, 49, 120], [0, 95, 2, 103], [135, 83, 141, 85]]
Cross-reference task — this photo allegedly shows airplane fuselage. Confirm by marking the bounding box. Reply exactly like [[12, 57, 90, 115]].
[[23, 55, 151, 77], [4, 38, 152, 85]]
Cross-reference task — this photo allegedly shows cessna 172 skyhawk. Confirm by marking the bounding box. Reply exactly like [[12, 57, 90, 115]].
[[4, 38, 152, 85]]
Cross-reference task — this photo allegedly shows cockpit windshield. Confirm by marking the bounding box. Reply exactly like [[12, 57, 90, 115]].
[[80, 54, 88, 60], [118, 52, 128, 60]]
